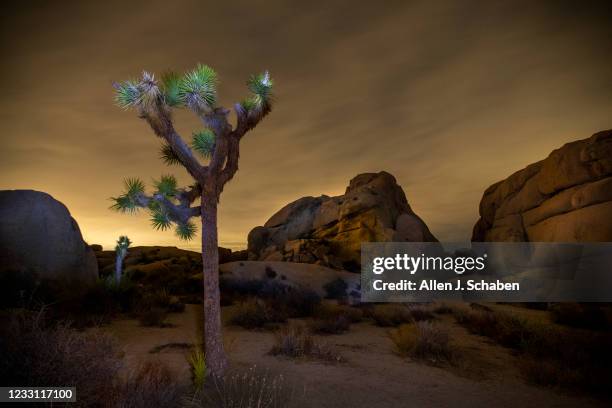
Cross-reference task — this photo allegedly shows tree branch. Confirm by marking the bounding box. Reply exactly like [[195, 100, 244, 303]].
[[133, 192, 199, 225], [141, 99, 207, 180]]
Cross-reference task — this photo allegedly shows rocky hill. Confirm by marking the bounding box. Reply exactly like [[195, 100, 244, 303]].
[[472, 129, 612, 242], [247, 171, 437, 271]]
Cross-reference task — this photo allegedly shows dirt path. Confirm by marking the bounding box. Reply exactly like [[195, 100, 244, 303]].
[[102, 305, 604, 408]]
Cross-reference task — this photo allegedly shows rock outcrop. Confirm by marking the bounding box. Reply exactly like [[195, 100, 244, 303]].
[[0, 190, 98, 284], [248, 171, 437, 271], [95, 245, 248, 277], [472, 130, 612, 242], [219, 261, 361, 302]]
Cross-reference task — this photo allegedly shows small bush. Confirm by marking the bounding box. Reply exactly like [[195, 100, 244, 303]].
[[369, 304, 413, 327], [270, 324, 343, 362], [313, 303, 363, 322], [220, 279, 321, 318], [408, 305, 435, 322], [309, 315, 350, 334], [389, 322, 454, 364], [549, 303, 610, 331], [323, 278, 348, 300], [138, 307, 169, 327], [453, 306, 612, 396], [432, 302, 453, 314], [228, 299, 287, 329], [0, 310, 122, 407], [111, 360, 185, 408], [187, 367, 298, 408], [265, 266, 278, 279], [167, 296, 186, 313]]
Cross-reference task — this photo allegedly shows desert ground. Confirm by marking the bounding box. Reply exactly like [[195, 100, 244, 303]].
[[102, 303, 605, 408]]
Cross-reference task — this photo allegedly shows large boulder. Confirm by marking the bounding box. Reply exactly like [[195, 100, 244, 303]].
[[0, 190, 98, 285], [472, 130, 612, 242], [248, 171, 437, 271]]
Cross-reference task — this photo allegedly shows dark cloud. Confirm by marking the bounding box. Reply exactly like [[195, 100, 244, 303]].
[[1, 0, 611, 250]]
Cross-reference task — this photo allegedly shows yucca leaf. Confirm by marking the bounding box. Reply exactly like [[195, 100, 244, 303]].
[[159, 143, 182, 166], [179, 64, 218, 112], [240, 97, 257, 112], [175, 221, 197, 240], [192, 129, 215, 158], [160, 71, 182, 107], [115, 235, 132, 251], [153, 174, 178, 197], [114, 80, 141, 109], [150, 208, 172, 231], [247, 70, 273, 106], [110, 195, 138, 213], [138, 71, 161, 109], [124, 177, 145, 197]]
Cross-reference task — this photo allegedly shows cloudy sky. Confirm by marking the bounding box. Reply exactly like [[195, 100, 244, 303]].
[[1, 0, 611, 250]]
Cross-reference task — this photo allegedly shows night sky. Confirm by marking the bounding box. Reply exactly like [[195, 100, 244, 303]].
[[1, 0, 611, 250]]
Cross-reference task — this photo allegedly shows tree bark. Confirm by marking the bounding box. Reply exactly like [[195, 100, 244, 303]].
[[115, 252, 123, 284], [200, 191, 228, 377]]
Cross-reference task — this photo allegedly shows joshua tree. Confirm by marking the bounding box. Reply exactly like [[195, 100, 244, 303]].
[[114, 235, 131, 284], [110, 65, 273, 376]]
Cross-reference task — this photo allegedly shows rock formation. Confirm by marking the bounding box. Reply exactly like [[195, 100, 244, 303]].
[[472, 130, 612, 242], [0, 190, 98, 284], [248, 171, 437, 271]]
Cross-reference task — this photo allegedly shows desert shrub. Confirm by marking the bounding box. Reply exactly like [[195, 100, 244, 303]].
[[313, 303, 363, 323], [432, 302, 453, 314], [220, 279, 321, 318], [454, 307, 546, 350], [270, 324, 343, 362], [389, 322, 454, 364], [549, 303, 610, 331], [0, 310, 122, 407], [111, 360, 185, 408], [309, 315, 350, 334], [138, 307, 169, 327], [265, 265, 278, 279], [187, 367, 298, 408], [407, 305, 435, 322], [369, 304, 413, 327], [264, 285, 321, 318], [453, 306, 612, 396], [228, 299, 287, 329], [323, 278, 348, 300]]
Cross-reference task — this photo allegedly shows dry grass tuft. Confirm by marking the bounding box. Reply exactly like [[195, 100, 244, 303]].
[[270, 324, 343, 362], [228, 298, 287, 329], [186, 366, 301, 408], [389, 322, 454, 364]]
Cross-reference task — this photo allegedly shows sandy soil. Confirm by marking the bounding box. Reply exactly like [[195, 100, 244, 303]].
[[102, 305, 605, 408]]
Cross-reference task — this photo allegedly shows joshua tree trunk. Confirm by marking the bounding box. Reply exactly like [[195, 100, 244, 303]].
[[200, 191, 228, 376], [115, 254, 123, 284]]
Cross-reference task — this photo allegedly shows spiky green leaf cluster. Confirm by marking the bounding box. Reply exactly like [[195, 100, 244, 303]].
[[150, 207, 172, 231], [175, 221, 197, 240], [153, 174, 178, 197], [160, 71, 182, 107], [114, 80, 141, 109], [115, 235, 132, 251], [245, 71, 273, 109], [159, 143, 182, 166], [192, 129, 216, 158], [178, 64, 218, 112], [111, 178, 145, 213]]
